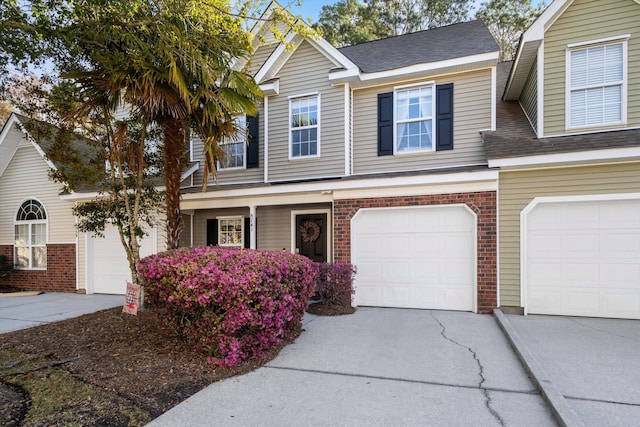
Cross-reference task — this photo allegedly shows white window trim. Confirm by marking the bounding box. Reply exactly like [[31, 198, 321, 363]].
[[565, 37, 628, 131], [289, 93, 321, 160], [217, 116, 247, 171], [216, 215, 244, 247], [393, 81, 436, 155], [14, 199, 48, 270]]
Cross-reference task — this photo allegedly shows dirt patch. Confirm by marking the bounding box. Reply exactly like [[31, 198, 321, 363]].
[[0, 307, 297, 426], [306, 301, 356, 316]]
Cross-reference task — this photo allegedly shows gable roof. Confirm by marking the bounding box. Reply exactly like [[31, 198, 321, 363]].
[[339, 20, 499, 73], [483, 62, 640, 167]]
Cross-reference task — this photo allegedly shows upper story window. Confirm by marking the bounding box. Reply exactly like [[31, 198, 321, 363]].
[[395, 84, 435, 153], [568, 39, 626, 129], [14, 199, 47, 269], [290, 94, 319, 159], [218, 216, 244, 247], [219, 115, 247, 170]]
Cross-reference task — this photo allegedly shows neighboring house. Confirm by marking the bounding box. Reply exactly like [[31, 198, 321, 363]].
[[0, 113, 163, 295], [483, 0, 640, 319], [180, 3, 501, 313]]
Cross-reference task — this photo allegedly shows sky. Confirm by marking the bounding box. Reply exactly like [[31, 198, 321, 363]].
[[285, 0, 546, 24]]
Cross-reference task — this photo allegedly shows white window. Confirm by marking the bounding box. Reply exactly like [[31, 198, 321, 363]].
[[219, 116, 247, 170], [568, 41, 626, 128], [395, 84, 435, 153], [290, 94, 319, 159], [218, 217, 243, 247], [14, 199, 47, 269]]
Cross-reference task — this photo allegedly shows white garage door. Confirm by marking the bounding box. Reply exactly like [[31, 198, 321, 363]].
[[88, 226, 156, 294], [352, 205, 476, 311], [525, 198, 640, 319]]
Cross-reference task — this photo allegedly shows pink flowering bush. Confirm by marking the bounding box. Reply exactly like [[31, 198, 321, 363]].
[[314, 263, 357, 307], [138, 247, 318, 366]]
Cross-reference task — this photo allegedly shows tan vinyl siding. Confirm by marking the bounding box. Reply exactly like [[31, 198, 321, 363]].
[[188, 105, 264, 188], [0, 144, 76, 245], [256, 205, 292, 251], [520, 58, 538, 131], [191, 207, 250, 247], [352, 69, 492, 175], [267, 41, 345, 182], [179, 214, 192, 247], [543, 0, 640, 136], [498, 162, 640, 306], [249, 45, 277, 76]]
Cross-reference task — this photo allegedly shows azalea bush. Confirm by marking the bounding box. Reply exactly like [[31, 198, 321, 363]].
[[314, 263, 357, 308], [138, 247, 318, 366]]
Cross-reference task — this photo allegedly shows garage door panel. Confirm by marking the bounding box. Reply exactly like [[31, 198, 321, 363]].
[[526, 198, 640, 319], [353, 206, 475, 311]]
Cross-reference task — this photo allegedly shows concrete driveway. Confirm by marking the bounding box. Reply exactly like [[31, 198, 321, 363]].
[[0, 292, 123, 333], [149, 308, 554, 426], [500, 313, 640, 427]]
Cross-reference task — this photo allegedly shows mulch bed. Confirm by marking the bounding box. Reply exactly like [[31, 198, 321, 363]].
[[306, 301, 356, 316], [0, 305, 297, 426]]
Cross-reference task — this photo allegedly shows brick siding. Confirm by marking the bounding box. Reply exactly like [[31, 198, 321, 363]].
[[0, 244, 76, 292], [333, 191, 497, 314]]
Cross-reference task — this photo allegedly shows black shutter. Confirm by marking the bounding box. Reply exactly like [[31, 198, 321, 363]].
[[244, 217, 251, 248], [377, 92, 394, 156], [246, 114, 259, 168], [206, 219, 218, 246], [435, 83, 454, 151]]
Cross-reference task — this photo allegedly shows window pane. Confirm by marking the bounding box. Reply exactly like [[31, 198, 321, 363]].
[[15, 247, 29, 268], [603, 85, 622, 122], [32, 247, 47, 268], [32, 223, 47, 245], [15, 224, 28, 245]]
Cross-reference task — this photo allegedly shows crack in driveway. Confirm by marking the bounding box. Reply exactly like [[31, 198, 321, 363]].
[[430, 312, 506, 427]]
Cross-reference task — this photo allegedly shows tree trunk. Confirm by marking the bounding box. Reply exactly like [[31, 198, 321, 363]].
[[162, 117, 185, 249]]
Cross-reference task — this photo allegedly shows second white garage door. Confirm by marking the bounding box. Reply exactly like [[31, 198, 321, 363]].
[[352, 205, 476, 311], [525, 197, 640, 319], [87, 226, 157, 294]]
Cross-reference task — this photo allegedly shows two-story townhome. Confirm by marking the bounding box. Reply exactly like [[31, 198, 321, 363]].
[[483, 0, 640, 319], [0, 113, 165, 294], [179, 3, 501, 314]]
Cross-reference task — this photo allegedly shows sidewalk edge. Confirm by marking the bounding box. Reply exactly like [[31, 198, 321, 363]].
[[493, 309, 584, 427]]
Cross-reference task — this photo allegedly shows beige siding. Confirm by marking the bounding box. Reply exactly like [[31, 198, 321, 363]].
[[188, 102, 265, 188], [498, 162, 640, 306], [520, 59, 538, 131], [179, 214, 192, 247], [543, 0, 640, 136], [192, 207, 250, 247], [352, 69, 492, 175], [267, 41, 346, 182], [256, 205, 292, 251], [249, 45, 277, 76], [0, 144, 76, 245]]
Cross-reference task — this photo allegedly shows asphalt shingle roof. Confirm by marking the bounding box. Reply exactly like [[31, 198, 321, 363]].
[[338, 20, 499, 73], [483, 62, 640, 160]]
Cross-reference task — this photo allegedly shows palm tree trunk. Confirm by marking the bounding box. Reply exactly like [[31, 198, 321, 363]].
[[162, 117, 185, 249]]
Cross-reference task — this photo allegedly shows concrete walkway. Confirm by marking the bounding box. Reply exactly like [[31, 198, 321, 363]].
[[0, 292, 123, 333], [148, 308, 554, 426], [497, 311, 640, 427]]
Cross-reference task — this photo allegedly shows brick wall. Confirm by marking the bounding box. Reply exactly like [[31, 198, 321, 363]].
[[0, 244, 76, 292], [333, 191, 497, 314]]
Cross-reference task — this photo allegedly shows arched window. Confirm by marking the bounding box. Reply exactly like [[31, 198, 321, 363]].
[[15, 199, 47, 269]]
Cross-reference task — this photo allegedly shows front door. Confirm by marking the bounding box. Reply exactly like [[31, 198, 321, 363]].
[[295, 213, 327, 263]]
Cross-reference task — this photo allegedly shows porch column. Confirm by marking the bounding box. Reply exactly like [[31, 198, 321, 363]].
[[250, 205, 257, 249]]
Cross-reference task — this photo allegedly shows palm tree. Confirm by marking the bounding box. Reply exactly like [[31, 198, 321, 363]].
[[57, 0, 262, 249]]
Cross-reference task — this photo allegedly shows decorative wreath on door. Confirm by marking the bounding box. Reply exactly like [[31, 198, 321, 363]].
[[299, 220, 321, 243]]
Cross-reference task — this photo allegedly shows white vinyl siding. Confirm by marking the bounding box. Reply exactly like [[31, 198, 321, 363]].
[[352, 69, 491, 175], [0, 142, 76, 245], [567, 41, 625, 128]]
